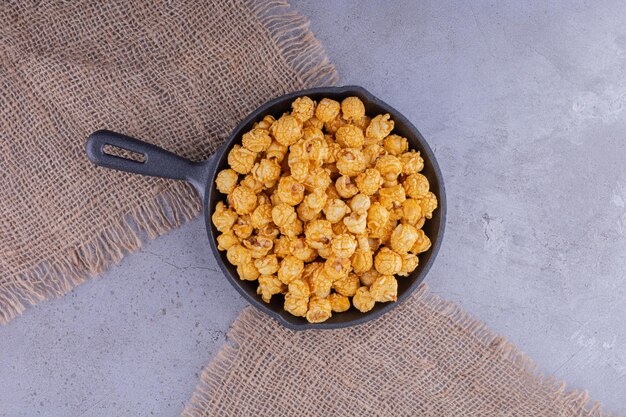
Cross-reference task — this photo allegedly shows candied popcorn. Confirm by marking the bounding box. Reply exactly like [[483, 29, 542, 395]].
[[229, 185, 257, 215], [278, 255, 305, 285], [398, 252, 419, 276], [349, 193, 371, 214], [305, 219, 333, 249], [252, 158, 281, 188], [329, 293, 350, 312], [212, 202, 238, 233], [315, 98, 341, 122], [403, 173, 430, 198], [419, 191, 438, 219], [370, 275, 398, 302], [217, 232, 239, 251], [336, 175, 359, 199], [383, 134, 408, 156], [400, 150, 424, 175], [233, 215, 253, 239], [351, 236, 373, 274], [410, 229, 432, 254], [353, 286, 375, 312], [291, 96, 316, 122], [341, 96, 365, 122], [390, 223, 420, 253], [378, 184, 406, 210], [257, 275, 285, 303], [374, 247, 403, 275], [335, 125, 365, 148], [228, 144, 256, 174], [271, 114, 302, 146], [242, 128, 272, 153], [358, 268, 380, 287], [227, 244, 252, 266], [343, 211, 367, 235], [336, 148, 366, 177], [215, 169, 238, 194], [355, 168, 382, 196], [332, 273, 360, 297], [289, 237, 317, 262], [401, 199, 422, 226], [243, 236, 273, 258], [375, 155, 403, 182], [237, 263, 260, 281], [213, 95, 437, 322], [266, 140, 288, 162], [366, 113, 394, 142], [255, 255, 279, 275], [306, 297, 332, 323], [331, 234, 357, 258]]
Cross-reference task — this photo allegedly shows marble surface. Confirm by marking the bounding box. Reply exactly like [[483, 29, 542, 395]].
[[1, 1, 626, 415]]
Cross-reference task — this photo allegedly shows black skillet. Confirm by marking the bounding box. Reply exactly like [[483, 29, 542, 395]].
[[85, 85, 446, 330]]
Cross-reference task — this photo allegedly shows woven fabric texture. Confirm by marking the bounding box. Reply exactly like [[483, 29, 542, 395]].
[[0, 0, 337, 323], [184, 285, 608, 417]]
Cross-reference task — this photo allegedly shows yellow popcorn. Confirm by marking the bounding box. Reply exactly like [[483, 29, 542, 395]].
[[250, 204, 272, 229], [400, 150, 424, 175], [229, 185, 257, 215], [367, 202, 390, 234], [243, 235, 273, 258], [215, 169, 238, 194], [254, 114, 276, 130], [378, 184, 406, 210], [306, 296, 332, 323], [403, 173, 430, 198], [315, 98, 341, 122], [237, 262, 260, 281], [309, 264, 333, 298], [349, 193, 371, 214], [419, 191, 438, 219], [252, 158, 281, 188], [271, 203, 297, 228], [280, 218, 303, 238], [242, 128, 272, 153], [316, 244, 333, 259], [398, 252, 419, 276], [284, 279, 310, 317], [326, 182, 341, 200], [401, 198, 422, 226], [341, 96, 365, 122], [335, 125, 365, 148], [332, 273, 360, 297], [331, 233, 357, 258], [289, 237, 317, 262], [257, 192, 271, 206], [352, 115, 371, 133], [374, 247, 403, 275], [323, 198, 350, 224], [324, 114, 349, 135], [375, 154, 403, 182], [257, 275, 285, 303], [239, 174, 264, 194], [226, 244, 251, 266], [383, 134, 408, 156], [258, 224, 280, 240], [302, 167, 332, 193], [370, 275, 398, 302], [303, 115, 324, 130], [343, 211, 367, 235], [232, 215, 253, 239], [358, 268, 380, 287], [335, 175, 359, 199], [291, 96, 316, 122], [355, 168, 382, 196], [329, 293, 351, 313], [228, 144, 256, 174], [302, 126, 324, 141], [353, 286, 375, 312], [351, 236, 373, 274], [297, 191, 327, 222], [362, 143, 386, 166], [255, 255, 279, 275], [302, 137, 330, 168], [278, 255, 305, 285], [336, 148, 366, 176], [273, 235, 293, 258], [332, 220, 350, 236], [216, 232, 239, 251], [410, 229, 432, 254], [277, 176, 305, 206], [211, 201, 238, 232], [365, 113, 394, 143], [390, 223, 420, 253], [305, 219, 333, 249], [271, 114, 302, 146], [265, 140, 288, 162], [323, 256, 352, 280]]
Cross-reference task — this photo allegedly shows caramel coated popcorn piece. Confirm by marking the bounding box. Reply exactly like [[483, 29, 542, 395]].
[[419, 191, 438, 219], [343, 211, 367, 235], [332, 273, 360, 297], [351, 236, 373, 274], [278, 255, 305, 285], [359, 268, 380, 287], [232, 215, 253, 239], [271, 114, 302, 146], [323, 198, 350, 224], [289, 237, 317, 262], [374, 247, 403, 275], [306, 296, 332, 323], [237, 263, 260, 281], [378, 184, 406, 210], [228, 144, 256, 174], [215, 169, 238, 194], [212, 202, 238, 232], [341, 96, 365, 122], [403, 173, 430, 198], [242, 128, 272, 153], [291, 96, 316, 122], [349, 193, 371, 214], [363, 143, 386, 167], [229, 185, 258, 215], [353, 286, 375, 312], [328, 293, 351, 313], [255, 254, 280, 275], [216, 232, 239, 251], [390, 223, 420, 253], [243, 235, 274, 258], [331, 233, 357, 258], [315, 98, 341, 123], [284, 279, 310, 317], [305, 219, 333, 249], [401, 198, 422, 226], [226, 244, 252, 266], [375, 155, 403, 182], [355, 168, 383, 196], [335, 125, 365, 148], [383, 134, 408, 156], [336, 148, 366, 177], [398, 252, 419, 276], [252, 158, 281, 188], [309, 264, 333, 298], [257, 275, 285, 303], [410, 229, 432, 254], [365, 113, 394, 143], [370, 275, 398, 302], [400, 150, 424, 175]]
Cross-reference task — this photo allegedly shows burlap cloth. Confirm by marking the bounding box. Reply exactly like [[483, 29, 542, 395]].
[[184, 285, 608, 417], [0, 0, 336, 323]]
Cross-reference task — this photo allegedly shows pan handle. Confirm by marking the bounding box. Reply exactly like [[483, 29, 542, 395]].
[[85, 130, 210, 199]]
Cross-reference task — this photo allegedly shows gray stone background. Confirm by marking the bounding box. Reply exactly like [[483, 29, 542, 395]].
[[1, 1, 625, 415]]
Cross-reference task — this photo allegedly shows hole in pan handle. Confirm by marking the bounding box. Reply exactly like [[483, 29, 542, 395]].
[[85, 129, 209, 199]]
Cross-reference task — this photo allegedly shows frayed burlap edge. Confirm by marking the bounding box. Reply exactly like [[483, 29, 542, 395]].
[[182, 284, 610, 417], [0, 0, 339, 324]]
